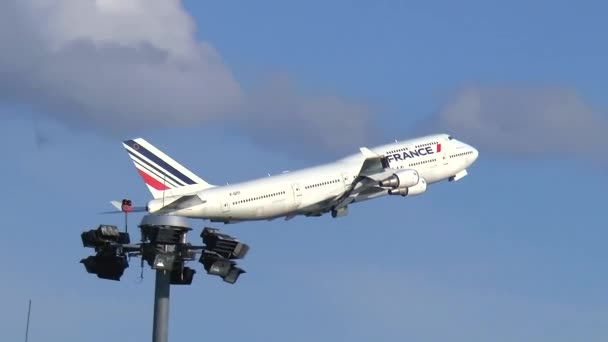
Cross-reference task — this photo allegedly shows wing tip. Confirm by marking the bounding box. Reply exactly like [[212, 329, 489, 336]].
[[110, 200, 122, 210], [359, 147, 380, 158]]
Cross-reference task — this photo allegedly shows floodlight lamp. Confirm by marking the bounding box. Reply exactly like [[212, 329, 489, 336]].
[[81, 225, 130, 248], [223, 267, 245, 284], [208, 259, 234, 277], [201, 228, 249, 259], [201, 228, 236, 246], [232, 242, 249, 259], [171, 266, 196, 285], [201, 227, 221, 241], [199, 250, 246, 283], [81, 230, 98, 248], [141, 226, 184, 245], [153, 253, 176, 271], [98, 224, 120, 238], [80, 253, 129, 281], [117, 232, 130, 244], [199, 250, 223, 271]]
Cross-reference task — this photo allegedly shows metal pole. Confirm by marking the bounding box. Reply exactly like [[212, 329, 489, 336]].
[[24, 299, 31, 342], [152, 270, 171, 342]]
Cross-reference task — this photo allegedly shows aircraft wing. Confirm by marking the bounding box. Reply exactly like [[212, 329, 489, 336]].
[[331, 147, 393, 210], [357, 147, 387, 176], [284, 148, 389, 218]]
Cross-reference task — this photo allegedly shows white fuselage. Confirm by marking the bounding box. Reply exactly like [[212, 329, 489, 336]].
[[146, 134, 478, 223]]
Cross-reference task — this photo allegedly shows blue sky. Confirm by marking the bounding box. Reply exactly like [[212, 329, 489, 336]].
[[1, 1, 607, 341]]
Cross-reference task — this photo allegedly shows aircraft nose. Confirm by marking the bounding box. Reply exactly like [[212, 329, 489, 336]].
[[462, 143, 479, 165]]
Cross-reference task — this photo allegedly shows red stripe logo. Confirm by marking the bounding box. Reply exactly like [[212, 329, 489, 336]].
[[137, 169, 170, 190], [437, 143, 442, 152]]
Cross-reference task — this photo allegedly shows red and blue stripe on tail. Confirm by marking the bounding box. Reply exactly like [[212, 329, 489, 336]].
[[122, 138, 213, 199]]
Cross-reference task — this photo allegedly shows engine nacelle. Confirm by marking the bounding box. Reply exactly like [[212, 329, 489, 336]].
[[379, 169, 419, 188], [388, 178, 427, 197]]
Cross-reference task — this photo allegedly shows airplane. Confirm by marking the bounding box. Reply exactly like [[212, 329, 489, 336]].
[[112, 133, 478, 223]]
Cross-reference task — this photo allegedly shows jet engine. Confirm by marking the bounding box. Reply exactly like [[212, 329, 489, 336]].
[[379, 169, 419, 188], [388, 177, 427, 197]]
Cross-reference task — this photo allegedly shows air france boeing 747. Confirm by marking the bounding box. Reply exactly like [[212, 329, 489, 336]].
[[114, 133, 478, 223]]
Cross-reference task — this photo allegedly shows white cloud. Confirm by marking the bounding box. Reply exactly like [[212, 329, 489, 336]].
[[0, 0, 376, 153], [432, 85, 608, 160], [25, 0, 200, 59], [241, 74, 377, 153]]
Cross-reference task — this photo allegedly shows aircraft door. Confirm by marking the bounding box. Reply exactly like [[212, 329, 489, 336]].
[[221, 197, 230, 213], [292, 183, 302, 206], [342, 171, 352, 187], [440, 141, 449, 165]]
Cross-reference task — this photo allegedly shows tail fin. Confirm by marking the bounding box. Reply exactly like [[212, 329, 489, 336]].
[[122, 138, 214, 199]]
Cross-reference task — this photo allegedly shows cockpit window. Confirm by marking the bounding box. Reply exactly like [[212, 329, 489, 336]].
[[448, 135, 454, 140]]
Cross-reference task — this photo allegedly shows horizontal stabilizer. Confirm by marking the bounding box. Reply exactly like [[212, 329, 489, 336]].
[[152, 195, 205, 215], [101, 200, 147, 214]]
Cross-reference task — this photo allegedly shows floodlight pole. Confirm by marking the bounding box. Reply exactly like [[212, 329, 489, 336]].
[[152, 269, 171, 342], [24, 299, 31, 342], [80, 214, 249, 342]]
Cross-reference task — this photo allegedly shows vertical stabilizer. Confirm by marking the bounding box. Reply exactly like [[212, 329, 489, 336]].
[[122, 138, 213, 199]]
